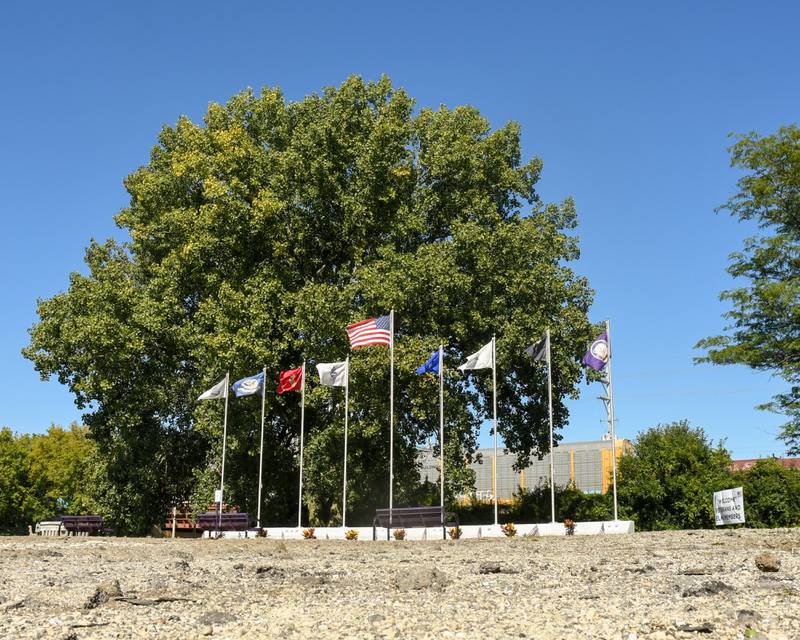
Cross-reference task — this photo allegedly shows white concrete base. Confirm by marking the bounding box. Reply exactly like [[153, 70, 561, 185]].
[[211, 520, 635, 540]]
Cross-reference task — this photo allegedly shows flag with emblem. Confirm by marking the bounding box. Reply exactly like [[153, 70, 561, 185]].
[[458, 340, 493, 371], [415, 350, 441, 375], [317, 361, 348, 387], [198, 376, 228, 401], [232, 371, 265, 397], [524, 334, 548, 363], [277, 367, 303, 394], [582, 330, 609, 371]]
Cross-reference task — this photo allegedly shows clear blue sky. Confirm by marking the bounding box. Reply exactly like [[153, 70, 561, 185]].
[[2, 2, 798, 459]]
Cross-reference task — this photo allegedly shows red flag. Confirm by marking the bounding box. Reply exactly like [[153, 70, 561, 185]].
[[277, 367, 303, 394]]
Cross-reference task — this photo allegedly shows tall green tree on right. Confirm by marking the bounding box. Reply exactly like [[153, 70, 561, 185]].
[[696, 125, 800, 453]]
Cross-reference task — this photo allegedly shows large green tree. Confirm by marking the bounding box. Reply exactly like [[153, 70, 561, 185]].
[[617, 420, 733, 530], [25, 76, 595, 532], [697, 125, 800, 453]]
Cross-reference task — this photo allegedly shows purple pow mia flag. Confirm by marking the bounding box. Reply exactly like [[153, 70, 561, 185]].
[[582, 330, 609, 371]]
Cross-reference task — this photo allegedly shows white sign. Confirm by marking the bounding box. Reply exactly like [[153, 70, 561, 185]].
[[713, 487, 745, 525], [214, 489, 223, 504]]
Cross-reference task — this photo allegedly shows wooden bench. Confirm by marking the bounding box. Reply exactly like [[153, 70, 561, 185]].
[[197, 512, 251, 537], [61, 515, 106, 536], [373, 506, 459, 540]]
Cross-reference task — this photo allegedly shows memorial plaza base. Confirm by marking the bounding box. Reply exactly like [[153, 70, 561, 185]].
[[202, 520, 635, 539]]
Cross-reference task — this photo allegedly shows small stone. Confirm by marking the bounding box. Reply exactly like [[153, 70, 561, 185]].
[[478, 562, 518, 574], [680, 568, 711, 575], [675, 621, 714, 633], [174, 559, 189, 570], [393, 567, 448, 592], [254, 565, 284, 578], [197, 611, 234, 626], [755, 552, 780, 572], [84, 579, 122, 609], [681, 580, 734, 597], [201, 625, 213, 636], [368, 613, 385, 625], [737, 609, 761, 626], [626, 564, 655, 574]]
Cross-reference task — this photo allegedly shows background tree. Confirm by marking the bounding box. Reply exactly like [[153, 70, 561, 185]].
[[734, 458, 800, 528], [26, 424, 98, 523], [0, 424, 97, 530], [25, 76, 595, 532], [0, 427, 31, 531], [617, 420, 733, 530], [697, 125, 800, 453]]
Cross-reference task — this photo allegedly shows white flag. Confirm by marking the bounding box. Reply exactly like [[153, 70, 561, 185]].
[[317, 361, 348, 387], [198, 376, 228, 401], [458, 340, 493, 371]]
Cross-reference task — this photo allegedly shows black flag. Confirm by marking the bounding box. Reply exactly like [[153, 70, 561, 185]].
[[524, 334, 548, 362]]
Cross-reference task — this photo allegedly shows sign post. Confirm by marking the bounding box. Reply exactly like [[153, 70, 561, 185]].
[[713, 487, 745, 526]]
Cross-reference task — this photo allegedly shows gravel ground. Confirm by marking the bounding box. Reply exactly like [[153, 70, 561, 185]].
[[1, 528, 798, 639]]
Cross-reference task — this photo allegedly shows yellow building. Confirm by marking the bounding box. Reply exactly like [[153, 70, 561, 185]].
[[418, 438, 631, 502]]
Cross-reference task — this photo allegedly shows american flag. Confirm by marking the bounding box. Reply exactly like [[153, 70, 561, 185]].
[[346, 314, 392, 349]]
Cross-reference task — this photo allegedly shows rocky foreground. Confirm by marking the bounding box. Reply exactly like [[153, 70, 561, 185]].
[[0, 528, 798, 639]]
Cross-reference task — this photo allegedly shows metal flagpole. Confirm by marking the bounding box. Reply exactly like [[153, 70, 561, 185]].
[[389, 309, 395, 526], [605, 320, 619, 521], [342, 357, 350, 527], [492, 336, 498, 526], [439, 344, 445, 518], [218, 372, 230, 534], [256, 365, 267, 529], [297, 361, 306, 529], [546, 329, 556, 523]]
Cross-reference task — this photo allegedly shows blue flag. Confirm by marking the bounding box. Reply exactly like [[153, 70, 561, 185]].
[[232, 371, 265, 397], [415, 350, 441, 375]]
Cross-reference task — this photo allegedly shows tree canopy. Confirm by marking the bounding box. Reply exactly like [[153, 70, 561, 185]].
[[0, 424, 97, 531], [696, 125, 800, 453], [617, 420, 732, 530], [24, 76, 595, 533]]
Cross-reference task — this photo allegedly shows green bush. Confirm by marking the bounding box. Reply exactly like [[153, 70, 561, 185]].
[[735, 458, 800, 528], [509, 483, 612, 522], [617, 420, 733, 530]]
